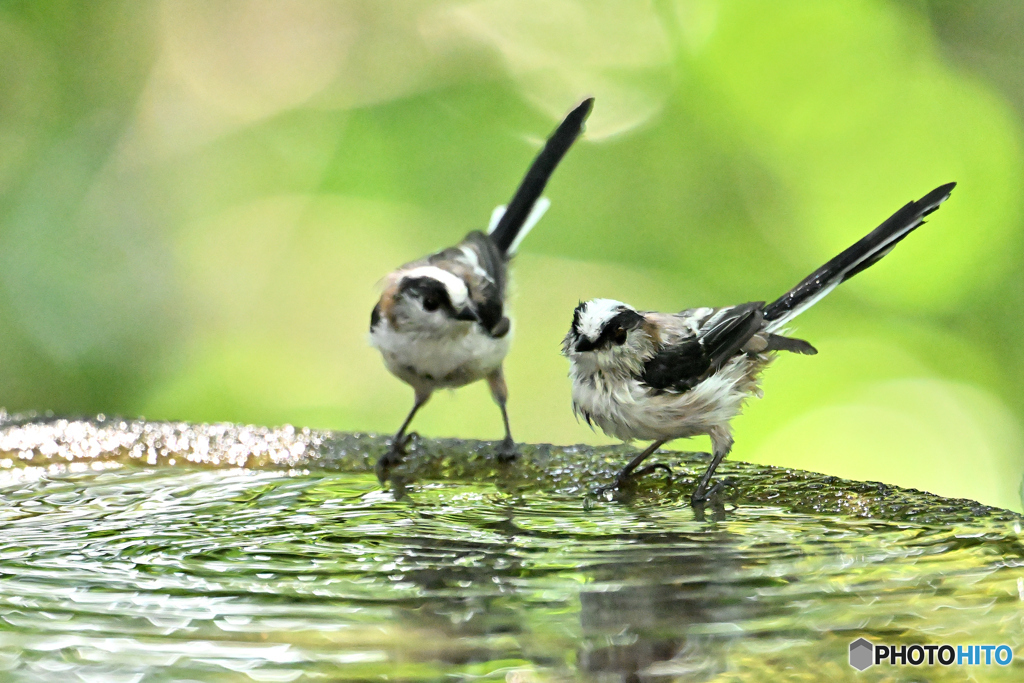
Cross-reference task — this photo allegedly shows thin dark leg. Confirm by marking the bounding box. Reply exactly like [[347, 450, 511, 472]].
[[619, 440, 668, 478], [392, 400, 423, 446], [690, 451, 725, 503], [376, 393, 429, 483], [691, 430, 733, 504], [596, 439, 669, 494], [488, 368, 517, 462], [495, 401, 517, 462]]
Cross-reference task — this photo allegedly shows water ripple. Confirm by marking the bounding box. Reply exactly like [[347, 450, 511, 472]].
[[0, 414, 1022, 680]]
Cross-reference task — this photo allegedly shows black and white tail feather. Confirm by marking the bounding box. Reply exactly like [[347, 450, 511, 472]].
[[487, 98, 593, 256], [763, 182, 956, 331], [562, 182, 956, 504], [371, 97, 594, 483]]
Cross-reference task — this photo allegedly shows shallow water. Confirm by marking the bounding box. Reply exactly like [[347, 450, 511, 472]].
[[1, 415, 1023, 681]]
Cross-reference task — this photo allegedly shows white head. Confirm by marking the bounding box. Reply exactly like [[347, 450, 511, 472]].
[[562, 298, 653, 375], [374, 265, 479, 333]]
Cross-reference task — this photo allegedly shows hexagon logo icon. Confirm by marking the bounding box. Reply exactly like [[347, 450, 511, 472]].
[[849, 638, 874, 671]]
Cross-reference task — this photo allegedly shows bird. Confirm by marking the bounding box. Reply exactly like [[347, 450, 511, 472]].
[[561, 182, 956, 504], [370, 97, 594, 482]]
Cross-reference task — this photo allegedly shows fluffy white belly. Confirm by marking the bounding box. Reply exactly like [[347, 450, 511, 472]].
[[571, 356, 767, 442], [371, 323, 511, 389]]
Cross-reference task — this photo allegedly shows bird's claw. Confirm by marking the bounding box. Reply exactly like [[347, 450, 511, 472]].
[[595, 462, 673, 496], [399, 431, 419, 450], [690, 478, 726, 505], [496, 437, 518, 463], [633, 462, 673, 484], [375, 432, 419, 484], [375, 448, 403, 484], [593, 479, 621, 497]]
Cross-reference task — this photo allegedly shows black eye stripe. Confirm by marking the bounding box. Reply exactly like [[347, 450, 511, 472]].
[[571, 301, 586, 334], [582, 308, 643, 350], [401, 277, 454, 312]]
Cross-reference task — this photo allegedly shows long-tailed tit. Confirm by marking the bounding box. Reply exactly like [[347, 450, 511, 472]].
[[371, 98, 594, 482], [562, 182, 956, 504]]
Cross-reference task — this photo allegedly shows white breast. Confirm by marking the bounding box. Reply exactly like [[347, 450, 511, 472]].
[[570, 356, 769, 442], [370, 320, 511, 390]]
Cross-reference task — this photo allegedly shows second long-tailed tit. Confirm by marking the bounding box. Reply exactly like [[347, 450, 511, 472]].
[[562, 182, 956, 504], [371, 98, 594, 482]]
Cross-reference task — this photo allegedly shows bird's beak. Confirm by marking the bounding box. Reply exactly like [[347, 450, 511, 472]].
[[574, 337, 596, 353], [454, 306, 480, 323]]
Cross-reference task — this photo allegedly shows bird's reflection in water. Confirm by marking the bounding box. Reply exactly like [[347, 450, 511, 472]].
[[577, 510, 783, 681], [366, 486, 785, 680]]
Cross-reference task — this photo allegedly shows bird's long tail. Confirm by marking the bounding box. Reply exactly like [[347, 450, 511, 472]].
[[487, 97, 594, 256], [763, 182, 956, 331]]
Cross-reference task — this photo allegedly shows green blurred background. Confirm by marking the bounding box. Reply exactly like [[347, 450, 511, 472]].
[[1, 0, 1023, 510]]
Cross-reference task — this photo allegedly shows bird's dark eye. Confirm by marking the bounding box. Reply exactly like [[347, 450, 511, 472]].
[[612, 327, 628, 345], [422, 295, 440, 312]]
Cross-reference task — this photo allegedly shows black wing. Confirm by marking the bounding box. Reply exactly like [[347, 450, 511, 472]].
[[641, 303, 765, 393]]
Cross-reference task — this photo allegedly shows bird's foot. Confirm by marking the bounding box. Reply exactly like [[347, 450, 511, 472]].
[[595, 462, 673, 496], [690, 477, 727, 505], [496, 437, 518, 464], [375, 432, 419, 484]]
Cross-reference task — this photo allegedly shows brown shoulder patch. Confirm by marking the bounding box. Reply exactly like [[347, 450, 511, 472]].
[[378, 283, 400, 328], [641, 318, 661, 345]]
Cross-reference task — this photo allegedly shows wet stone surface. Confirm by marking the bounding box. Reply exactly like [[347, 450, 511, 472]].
[[0, 411, 1022, 681]]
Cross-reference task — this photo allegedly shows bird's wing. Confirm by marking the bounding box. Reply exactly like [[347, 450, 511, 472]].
[[641, 303, 765, 392]]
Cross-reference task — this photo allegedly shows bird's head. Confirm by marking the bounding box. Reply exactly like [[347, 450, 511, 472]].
[[562, 298, 652, 374], [377, 266, 479, 333]]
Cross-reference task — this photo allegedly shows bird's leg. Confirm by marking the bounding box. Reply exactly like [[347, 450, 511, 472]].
[[376, 391, 430, 483], [691, 428, 734, 504], [487, 368, 517, 463], [597, 439, 670, 494]]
